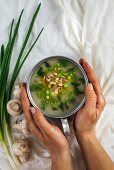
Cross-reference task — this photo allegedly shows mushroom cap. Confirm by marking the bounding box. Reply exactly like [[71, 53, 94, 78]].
[[13, 89, 21, 99], [21, 119, 30, 135], [12, 139, 30, 156], [7, 99, 22, 116], [19, 154, 30, 163], [14, 83, 21, 90], [13, 119, 30, 135], [13, 83, 21, 99]]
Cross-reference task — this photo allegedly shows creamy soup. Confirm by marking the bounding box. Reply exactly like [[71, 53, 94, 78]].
[[29, 57, 86, 117]]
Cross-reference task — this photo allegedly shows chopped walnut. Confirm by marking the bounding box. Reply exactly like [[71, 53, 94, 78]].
[[50, 82, 56, 85], [54, 72, 57, 76], [54, 88, 59, 95], [46, 78, 51, 82]]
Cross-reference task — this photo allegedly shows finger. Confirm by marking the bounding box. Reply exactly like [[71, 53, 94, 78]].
[[80, 58, 106, 111], [21, 84, 43, 140], [30, 107, 53, 135], [79, 58, 102, 95], [28, 117, 44, 141], [21, 83, 30, 120], [96, 95, 106, 113], [85, 83, 97, 110]]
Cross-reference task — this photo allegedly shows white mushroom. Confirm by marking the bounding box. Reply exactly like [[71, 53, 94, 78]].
[[13, 122, 21, 130], [7, 99, 22, 116], [21, 119, 30, 135], [18, 154, 30, 163], [12, 139, 30, 156], [13, 119, 29, 135], [13, 83, 21, 99]]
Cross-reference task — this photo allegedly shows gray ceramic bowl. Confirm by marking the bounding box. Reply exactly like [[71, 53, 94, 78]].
[[27, 56, 88, 118], [27, 56, 88, 135]]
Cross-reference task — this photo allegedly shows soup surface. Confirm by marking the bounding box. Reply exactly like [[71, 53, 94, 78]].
[[29, 57, 86, 117]]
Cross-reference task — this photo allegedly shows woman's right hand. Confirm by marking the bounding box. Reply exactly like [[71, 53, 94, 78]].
[[74, 58, 106, 139], [73, 59, 114, 170]]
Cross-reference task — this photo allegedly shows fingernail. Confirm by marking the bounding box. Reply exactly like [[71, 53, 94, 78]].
[[21, 82, 26, 89], [88, 83, 93, 90], [30, 107, 36, 115]]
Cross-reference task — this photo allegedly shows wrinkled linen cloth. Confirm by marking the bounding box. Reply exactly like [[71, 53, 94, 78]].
[[0, 0, 114, 169]]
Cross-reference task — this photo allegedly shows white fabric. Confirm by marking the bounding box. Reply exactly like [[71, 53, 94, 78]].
[[0, 0, 114, 169]]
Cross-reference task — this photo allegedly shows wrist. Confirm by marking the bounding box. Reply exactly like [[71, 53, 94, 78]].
[[75, 129, 97, 144], [51, 149, 73, 170], [51, 148, 71, 162]]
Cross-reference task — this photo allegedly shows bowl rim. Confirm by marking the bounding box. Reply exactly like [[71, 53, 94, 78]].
[[27, 56, 89, 119]]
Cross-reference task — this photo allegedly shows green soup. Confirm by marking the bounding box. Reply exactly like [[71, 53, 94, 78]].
[[29, 58, 86, 117]]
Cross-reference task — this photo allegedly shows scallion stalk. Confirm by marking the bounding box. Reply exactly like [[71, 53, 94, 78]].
[[0, 3, 43, 169]]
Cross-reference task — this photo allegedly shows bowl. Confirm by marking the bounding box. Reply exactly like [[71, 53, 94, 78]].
[[27, 56, 88, 119]]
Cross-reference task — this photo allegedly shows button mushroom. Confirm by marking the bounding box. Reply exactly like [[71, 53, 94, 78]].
[[7, 99, 22, 116], [12, 139, 30, 163], [13, 119, 29, 135], [18, 154, 30, 163], [13, 83, 21, 99]]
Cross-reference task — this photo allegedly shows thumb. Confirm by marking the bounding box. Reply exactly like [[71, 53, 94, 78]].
[[85, 83, 97, 109], [30, 107, 52, 132]]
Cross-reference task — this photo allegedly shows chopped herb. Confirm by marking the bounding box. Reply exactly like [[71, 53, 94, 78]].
[[46, 95, 50, 100], [67, 93, 75, 102], [68, 75, 71, 80], [71, 81, 80, 87], [67, 68, 76, 74], [30, 83, 42, 91], [59, 101, 64, 111], [78, 77, 85, 84], [37, 66, 44, 76], [46, 90, 49, 94], [64, 100, 69, 109], [52, 106, 57, 110], [41, 101, 45, 110], [64, 82, 69, 88], [59, 59, 69, 67], [45, 61, 51, 67], [74, 88, 84, 95], [51, 92, 55, 96]]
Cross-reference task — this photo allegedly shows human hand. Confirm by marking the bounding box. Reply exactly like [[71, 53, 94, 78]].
[[21, 83, 70, 160], [74, 58, 106, 139]]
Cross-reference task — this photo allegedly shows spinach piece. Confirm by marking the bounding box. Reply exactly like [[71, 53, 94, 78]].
[[67, 93, 75, 103], [78, 77, 85, 84], [71, 81, 80, 87], [59, 59, 69, 67], [67, 67, 76, 74], [64, 100, 69, 109], [41, 101, 45, 110], [45, 61, 51, 67], [30, 83, 42, 92], [37, 66, 44, 77], [74, 88, 84, 95], [56, 96, 64, 111], [59, 101, 64, 111], [52, 106, 57, 110]]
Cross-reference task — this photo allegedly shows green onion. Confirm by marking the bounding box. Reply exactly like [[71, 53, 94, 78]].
[[0, 3, 43, 169], [64, 82, 69, 88]]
